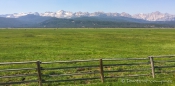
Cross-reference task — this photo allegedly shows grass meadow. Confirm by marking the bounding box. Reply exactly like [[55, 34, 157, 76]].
[[0, 28, 175, 86]]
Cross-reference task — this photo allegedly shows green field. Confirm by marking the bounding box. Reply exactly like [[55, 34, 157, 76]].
[[0, 28, 175, 86]]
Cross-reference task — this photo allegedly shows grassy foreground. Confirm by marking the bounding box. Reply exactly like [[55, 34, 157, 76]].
[[1, 28, 175, 62], [0, 28, 175, 85]]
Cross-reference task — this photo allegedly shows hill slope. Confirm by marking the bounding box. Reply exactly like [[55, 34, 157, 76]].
[[0, 15, 175, 28]]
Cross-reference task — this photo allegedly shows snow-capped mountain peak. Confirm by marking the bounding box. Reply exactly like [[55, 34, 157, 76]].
[[133, 11, 175, 21], [0, 10, 175, 21]]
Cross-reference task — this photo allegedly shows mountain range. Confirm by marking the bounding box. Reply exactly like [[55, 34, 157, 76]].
[[0, 10, 175, 28], [1, 10, 175, 21]]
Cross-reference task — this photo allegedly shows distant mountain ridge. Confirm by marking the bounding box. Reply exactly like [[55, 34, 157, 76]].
[[0, 10, 175, 28], [0, 14, 175, 28], [0, 10, 175, 21]]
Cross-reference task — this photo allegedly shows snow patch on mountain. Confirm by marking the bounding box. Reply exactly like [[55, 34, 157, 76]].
[[0, 10, 175, 21], [133, 11, 175, 21]]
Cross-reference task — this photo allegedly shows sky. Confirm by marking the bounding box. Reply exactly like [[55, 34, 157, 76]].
[[0, 0, 175, 14]]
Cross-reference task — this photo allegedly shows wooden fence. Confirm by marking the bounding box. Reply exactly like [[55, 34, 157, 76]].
[[0, 55, 175, 86]]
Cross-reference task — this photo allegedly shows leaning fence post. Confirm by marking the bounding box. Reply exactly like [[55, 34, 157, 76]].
[[99, 59, 104, 83], [149, 56, 155, 78], [36, 61, 42, 86]]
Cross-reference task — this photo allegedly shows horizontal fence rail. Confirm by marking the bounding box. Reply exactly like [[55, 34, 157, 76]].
[[0, 55, 175, 86], [0, 61, 37, 65]]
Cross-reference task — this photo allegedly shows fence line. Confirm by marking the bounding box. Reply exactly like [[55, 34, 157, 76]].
[[0, 55, 175, 86], [149, 55, 175, 58], [149, 55, 175, 78], [0, 61, 37, 65], [0, 74, 37, 78]]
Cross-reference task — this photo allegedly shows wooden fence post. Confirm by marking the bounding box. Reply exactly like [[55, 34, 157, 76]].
[[149, 56, 155, 78], [36, 61, 42, 86], [99, 59, 104, 83]]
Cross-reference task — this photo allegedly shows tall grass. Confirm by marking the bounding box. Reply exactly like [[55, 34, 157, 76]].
[[0, 28, 175, 86], [1, 28, 175, 62]]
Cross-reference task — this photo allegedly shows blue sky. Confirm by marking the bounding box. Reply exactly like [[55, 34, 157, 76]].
[[0, 0, 175, 14]]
